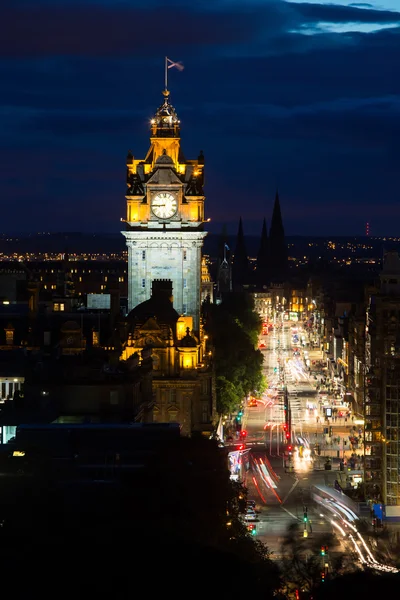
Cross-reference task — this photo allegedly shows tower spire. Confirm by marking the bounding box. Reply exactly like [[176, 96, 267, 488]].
[[232, 217, 249, 291], [256, 217, 269, 288], [269, 190, 287, 282]]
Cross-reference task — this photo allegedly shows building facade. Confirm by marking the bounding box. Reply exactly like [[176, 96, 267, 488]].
[[365, 252, 400, 507]]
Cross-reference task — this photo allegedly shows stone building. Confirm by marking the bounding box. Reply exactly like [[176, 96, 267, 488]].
[[122, 89, 207, 334]]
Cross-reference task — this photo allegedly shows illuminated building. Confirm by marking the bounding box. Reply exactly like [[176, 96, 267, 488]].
[[364, 251, 400, 511], [119, 85, 216, 436], [122, 88, 207, 334]]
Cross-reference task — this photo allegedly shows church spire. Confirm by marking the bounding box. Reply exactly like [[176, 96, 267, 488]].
[[269, 190, 287, 282], [216, 224, 232, 298], [270, 190, 284, 238], [232, 217, 249, 291], [256, 217, 269, 288]]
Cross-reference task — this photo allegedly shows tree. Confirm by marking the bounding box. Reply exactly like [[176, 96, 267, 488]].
[[204, 293, 265, 415], [279, 522, 359, 598]]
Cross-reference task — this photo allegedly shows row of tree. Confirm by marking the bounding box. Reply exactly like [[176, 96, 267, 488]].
[[203, 292, 266, 415]]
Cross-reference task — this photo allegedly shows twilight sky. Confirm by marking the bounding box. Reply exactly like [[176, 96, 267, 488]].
[[1, 0, 399, 237]]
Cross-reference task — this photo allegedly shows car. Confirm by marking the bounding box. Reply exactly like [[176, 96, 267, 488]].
[[244, 511, 257, 521], [246, 500, 256, 509]]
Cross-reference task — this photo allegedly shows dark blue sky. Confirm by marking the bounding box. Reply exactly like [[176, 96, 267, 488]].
[[1, 0, 399, 237]]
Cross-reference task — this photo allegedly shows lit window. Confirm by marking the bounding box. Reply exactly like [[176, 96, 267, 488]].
[[60, 303, 65, 311], [5, 329, 14, 345], [104, 276, 108, 282], [92, 331, 99, 347], [54, 303, 59, 311]]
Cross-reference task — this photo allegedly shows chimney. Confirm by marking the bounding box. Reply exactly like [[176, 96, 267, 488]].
[[151, 279, 173, 303]]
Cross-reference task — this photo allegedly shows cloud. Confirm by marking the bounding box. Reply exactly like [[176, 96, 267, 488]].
[[293, 1, 400, 23], [0, 0, 399, 235]]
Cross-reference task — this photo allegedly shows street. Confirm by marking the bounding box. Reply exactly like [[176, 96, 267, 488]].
[[237, 318, 365, 559]]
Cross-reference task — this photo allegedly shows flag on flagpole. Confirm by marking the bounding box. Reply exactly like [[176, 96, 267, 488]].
[[165, 57, 184, 90], [167, 57, 184, 71], [224, 243, 230, 251]]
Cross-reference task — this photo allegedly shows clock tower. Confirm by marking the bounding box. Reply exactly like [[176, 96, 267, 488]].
[[122, 89, 207, 333]]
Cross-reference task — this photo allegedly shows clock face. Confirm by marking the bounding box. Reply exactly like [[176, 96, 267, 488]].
[[151, 192, 177, 219]]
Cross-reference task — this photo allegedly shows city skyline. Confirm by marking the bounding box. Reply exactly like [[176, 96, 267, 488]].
[[1, 0, 399, 237]]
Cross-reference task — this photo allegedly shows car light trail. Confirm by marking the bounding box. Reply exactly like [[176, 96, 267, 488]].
[[330, 519, 346, 537], [349, 534, 367, 564], [252, 475, 267, 505]]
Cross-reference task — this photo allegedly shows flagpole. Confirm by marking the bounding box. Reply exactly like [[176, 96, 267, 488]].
[[165, 56, 168, 91]]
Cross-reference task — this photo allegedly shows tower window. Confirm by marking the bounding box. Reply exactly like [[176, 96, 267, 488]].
[[183, 279, 187, 288], [142, 279, 146, 288], [5, 329, 14, 346], [92, 331, 100, 347], [183, 250, 187, 261], [183, 304, 187, 314], [142, 250, 146, 260]]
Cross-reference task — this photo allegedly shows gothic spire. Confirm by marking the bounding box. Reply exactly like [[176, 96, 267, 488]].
[[216, 224, 232, 297], [270, 190, 284, 239], [232, 217, 249, 290], [256, 217, 269, 288], [269, 190, 287, 282]]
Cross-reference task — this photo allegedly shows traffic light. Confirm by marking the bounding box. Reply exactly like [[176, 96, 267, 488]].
[[288, 445, 292, 452], [286, 432, 290, 439], [321, 545, 325, 556], [283, 423, 287, 431], [247, 523, 257, 536], [238, 410, 243, 418], [303, 512, 308, 523], [240, 430, 247, 438], [273, 367, 278, 373], [321, 571, 325, 583]]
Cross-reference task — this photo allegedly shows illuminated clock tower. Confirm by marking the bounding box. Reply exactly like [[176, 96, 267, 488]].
[[122, 89, 207, 333]]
